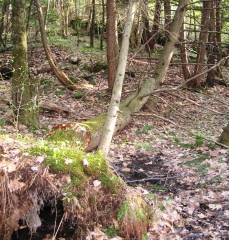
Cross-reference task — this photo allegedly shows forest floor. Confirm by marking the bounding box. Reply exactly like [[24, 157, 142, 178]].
[[0, 37, 229, 239]]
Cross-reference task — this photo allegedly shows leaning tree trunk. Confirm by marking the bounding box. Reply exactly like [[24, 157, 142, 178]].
[[34, 0, 78, 91], [98, 0, 139, 156], [50, 0, 190, 152], [11, 0, 39, 128], [153, 0, 190, 88]]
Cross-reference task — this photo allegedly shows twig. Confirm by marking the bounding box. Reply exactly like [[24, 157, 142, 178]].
[[126, 175, 176, 183], [53, 213, 65, 240]]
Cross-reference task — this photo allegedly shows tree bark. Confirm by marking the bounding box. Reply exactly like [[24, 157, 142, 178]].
[[153, 0, 190, 88], [206, 4, 216, 87], [34, 0, 78, 91], [149, 0, 162, 52], [98, 0, 139, 156], [50, 0, 190, 153], [0, 0, 10, 47], [164, 0, 171, 29], [90, 0, 95, 48], [179, 23, 191, 79], [100, 0, 105, 50], [188, 0, 213, 88], [106, 0, 119, 92], [11, 0, 39, 128]]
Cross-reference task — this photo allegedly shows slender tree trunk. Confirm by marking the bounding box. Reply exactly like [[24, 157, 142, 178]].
[[106, 0, 119, 92], [90, 0, 95, 47], [98, 0, 139, 156], [87, 7, 92, 35], [149, 0, 162, 52], [179, 23, 191, 79], [44, 0, 50, 28], [140, 0, 151, 55], [215, 0, 222, 65], [154, 0, 190, 88], [206, 4, 216, 87], [100, 0, 105, 50], [60, 0, 68, 39], [164, 0, 171, 29], [189, 0, 213, 88], [11, 0, 39, 128], [34, 0, 78, 91], [0, 0, 10, 47]]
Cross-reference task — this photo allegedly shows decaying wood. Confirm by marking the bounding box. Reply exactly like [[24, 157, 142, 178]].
[[40, 103, 71, 114], [0, 99, 71, 115], [50, 77, 156, 152]]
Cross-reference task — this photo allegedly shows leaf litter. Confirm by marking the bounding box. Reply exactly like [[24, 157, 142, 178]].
[[0, 40, 229, 239]]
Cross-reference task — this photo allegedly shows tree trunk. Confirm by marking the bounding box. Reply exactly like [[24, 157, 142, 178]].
[[50, 0, 190, 152], [34, 0, 78, 91], [206, 5, 216, 87], [11, 0, 39, 128], [164, 0, 171, 29], [98, 0, 139, 156], [149, 0, 162, 52], [90, 0, 95, 48], [179, 23, 191, 79], [215, 0, 222, 61], [100, 0, 105, 50], [106, 0, 119, 92], [153, 0, 190, 88], [140, 0, 151, 55], [0, 0, 10, 47], [188, 0, 213, 88]]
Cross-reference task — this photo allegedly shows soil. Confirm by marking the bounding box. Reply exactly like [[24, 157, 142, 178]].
[[0, 37, 229, 239]]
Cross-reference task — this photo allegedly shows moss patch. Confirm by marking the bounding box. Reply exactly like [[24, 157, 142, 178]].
[[79, 113, 107, 133], [29, 140, 121, 192]]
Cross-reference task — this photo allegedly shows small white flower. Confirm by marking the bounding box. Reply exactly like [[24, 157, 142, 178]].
[[83, 159, 89, 166], [65, 158, 73, 165]]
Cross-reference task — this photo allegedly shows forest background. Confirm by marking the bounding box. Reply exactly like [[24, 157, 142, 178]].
[[0, 0, 229, 239]]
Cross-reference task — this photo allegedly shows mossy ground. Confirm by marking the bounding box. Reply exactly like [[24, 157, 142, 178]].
[[29, 139, 122, 192]]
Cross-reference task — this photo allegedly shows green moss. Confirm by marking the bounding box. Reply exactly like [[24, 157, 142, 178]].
[[47, 130, 84, 147], [29, 140, 122, 193], [79, 114, 107, 133], [118, 197, 146, 222]]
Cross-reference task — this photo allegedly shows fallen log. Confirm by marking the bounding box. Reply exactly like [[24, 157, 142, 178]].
[[49, 77, 156, 151]]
